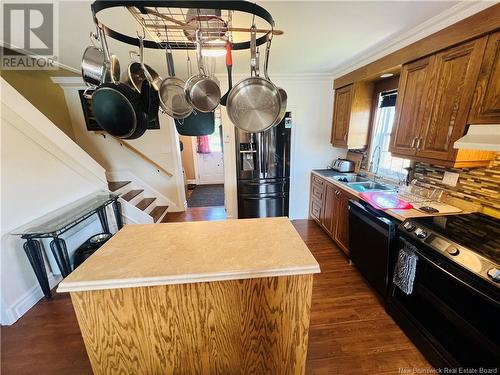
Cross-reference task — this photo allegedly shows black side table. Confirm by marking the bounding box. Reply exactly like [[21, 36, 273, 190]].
[[11, 192, 123, 298]]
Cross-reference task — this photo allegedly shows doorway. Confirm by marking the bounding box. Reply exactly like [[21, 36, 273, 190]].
[[178, 109, 225, 209]]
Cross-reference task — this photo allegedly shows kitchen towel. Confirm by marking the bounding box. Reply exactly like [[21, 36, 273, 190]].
[[393, 239, 419, 295]]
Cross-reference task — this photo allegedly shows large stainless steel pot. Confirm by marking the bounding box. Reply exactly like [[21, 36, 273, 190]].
[[226, 26, 281, 133], [184, 30, 221, 113], [81, 30, 120, 87]]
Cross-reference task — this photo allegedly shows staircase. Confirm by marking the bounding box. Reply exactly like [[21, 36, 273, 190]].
[[108, 180, 169, 223]]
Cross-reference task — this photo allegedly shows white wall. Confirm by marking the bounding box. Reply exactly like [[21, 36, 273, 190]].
[[220, 74, 346, 220], [1, 78, 108, 325], [54, 77, 186, 212]]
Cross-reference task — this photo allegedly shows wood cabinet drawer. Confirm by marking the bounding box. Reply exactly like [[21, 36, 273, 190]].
[[310, 198, 322, 222], [311, 183, 324, 201], [312, 175, 325, 186]]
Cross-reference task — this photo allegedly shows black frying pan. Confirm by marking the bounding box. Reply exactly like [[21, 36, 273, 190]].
[[92, 82, 147, 139], [91, 28, 147, 139]]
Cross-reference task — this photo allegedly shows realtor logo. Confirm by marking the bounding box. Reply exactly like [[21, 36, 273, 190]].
[[2, 2, 58, 69]]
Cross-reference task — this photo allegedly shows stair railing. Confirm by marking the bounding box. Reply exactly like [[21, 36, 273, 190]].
[[97, 132, 173, 177]]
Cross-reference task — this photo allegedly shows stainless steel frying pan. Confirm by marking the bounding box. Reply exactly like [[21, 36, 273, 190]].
[[226, 26, 282, 133]]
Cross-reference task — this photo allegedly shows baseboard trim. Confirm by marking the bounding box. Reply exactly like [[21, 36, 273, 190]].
[[2, 272, 62, 326]]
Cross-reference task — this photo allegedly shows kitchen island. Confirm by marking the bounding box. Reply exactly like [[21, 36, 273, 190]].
[[58, 217, 320, 375]]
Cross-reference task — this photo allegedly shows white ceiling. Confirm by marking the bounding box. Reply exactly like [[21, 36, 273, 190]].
[[49, 1, 483, 78]]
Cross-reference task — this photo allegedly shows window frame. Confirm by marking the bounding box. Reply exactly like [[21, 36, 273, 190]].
[[366, 76, 412, 181]]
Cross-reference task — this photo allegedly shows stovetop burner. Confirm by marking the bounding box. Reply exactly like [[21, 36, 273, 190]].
[[410, 213, 500, 264]]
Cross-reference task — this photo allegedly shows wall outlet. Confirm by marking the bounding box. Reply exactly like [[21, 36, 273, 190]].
[[442, 171, 459, 187]]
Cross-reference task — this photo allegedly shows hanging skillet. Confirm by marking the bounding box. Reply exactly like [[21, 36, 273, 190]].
[[91, 27, 147, 139], [138, 36, 160, 130], [184, 30, 221, 113], [227, 26, 282, 133]]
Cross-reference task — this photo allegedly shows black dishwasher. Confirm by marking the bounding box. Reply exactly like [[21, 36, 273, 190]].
[[348, 200, 400, 298]]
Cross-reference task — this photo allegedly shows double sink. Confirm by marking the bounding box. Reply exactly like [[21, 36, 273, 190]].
[[314, 169, 396, 193]]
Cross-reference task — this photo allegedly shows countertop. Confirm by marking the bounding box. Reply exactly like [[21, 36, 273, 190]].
[[57, 217, 320, 293], [311, 170, 462, 221]]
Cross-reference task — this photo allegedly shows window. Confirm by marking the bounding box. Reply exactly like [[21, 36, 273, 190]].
[[368, 90, 410, 180]]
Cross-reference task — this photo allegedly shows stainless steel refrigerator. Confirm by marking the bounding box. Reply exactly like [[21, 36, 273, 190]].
[[236, 114, 291, 218]]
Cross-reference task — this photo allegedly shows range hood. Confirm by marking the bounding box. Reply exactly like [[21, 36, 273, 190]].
[[454, 125, 500, 152]]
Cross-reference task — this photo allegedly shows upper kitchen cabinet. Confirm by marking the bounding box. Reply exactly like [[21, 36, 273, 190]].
[[416, 37, 487, 161], [390, 56, 435, 157], [390, 35, 495, 167], [468, 31, 500, 124], [331, 82, 374, 149]]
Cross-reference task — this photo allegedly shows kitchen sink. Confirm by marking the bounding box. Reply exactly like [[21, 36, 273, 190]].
[[332, 175, 370, 183], [347, 181, 396, 192]]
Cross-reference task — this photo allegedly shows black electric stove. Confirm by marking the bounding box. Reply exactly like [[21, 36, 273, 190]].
[[400, 212, 500, 287], [390, 212, 500, 368]]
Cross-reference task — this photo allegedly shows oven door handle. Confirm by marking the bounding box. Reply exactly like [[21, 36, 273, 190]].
[[409, 245, 500, 307]]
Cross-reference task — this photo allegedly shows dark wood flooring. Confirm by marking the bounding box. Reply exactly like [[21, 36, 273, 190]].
[[162, 206, 227, 222], [1, 214, 429, 374]]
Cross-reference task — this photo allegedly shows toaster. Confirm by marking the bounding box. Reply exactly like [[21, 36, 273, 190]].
[[331, 159, 355, 173]]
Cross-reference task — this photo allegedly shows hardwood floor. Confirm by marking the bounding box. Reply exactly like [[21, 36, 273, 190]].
[[162, 206, 227, 222], [1, 219, 429, 374]]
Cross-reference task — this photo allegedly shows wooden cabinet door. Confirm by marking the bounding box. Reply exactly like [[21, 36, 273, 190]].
[[310, 198, 322, 223], [390, 56, 434, 157], [331, 85, 353, 147], [333, 191, 350, 255], [417, 37, 487, 161], [469, 31, 500, 124], [321, 184, 336, 237]]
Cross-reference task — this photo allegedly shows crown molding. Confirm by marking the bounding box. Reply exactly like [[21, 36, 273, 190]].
[[330, 1, 496, 79]]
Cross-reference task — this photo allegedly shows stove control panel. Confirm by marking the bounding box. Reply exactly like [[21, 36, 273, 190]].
[[415, 228, 428, 238], [399, 219, 499, 288], [487, 268, 500, 283], [403, 222, 416, 232]]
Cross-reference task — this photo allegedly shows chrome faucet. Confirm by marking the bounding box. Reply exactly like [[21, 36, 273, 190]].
[[370, 145, 382, 180]]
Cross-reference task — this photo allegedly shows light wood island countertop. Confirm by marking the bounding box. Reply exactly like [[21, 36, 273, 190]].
[[58, 217, 320, 293]]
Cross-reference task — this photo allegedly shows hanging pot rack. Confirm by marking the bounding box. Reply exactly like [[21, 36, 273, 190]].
[[91, 1, 283, 50]]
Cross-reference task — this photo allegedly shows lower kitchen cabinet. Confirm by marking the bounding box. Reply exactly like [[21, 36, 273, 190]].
[[309, 174, 351, 255]]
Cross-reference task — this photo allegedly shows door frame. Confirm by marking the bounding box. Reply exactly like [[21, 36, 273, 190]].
[[191, 137, 201, 185]]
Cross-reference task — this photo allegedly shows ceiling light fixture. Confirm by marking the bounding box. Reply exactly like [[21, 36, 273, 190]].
[[380, 73, 394, 78]]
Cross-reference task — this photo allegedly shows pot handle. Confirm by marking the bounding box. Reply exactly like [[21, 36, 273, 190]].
[[263, 29, 273, 81], [138, 35, 154, 84], [166, 46, 175, 77], [195, 29, 207, 76], [250, 25, 258, 77], [83, 86, 94, 100]]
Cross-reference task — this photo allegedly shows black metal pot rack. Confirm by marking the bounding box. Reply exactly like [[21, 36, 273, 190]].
[[91, 0, 280, 50]]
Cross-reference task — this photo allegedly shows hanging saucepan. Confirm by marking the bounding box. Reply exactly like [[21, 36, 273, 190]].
[[127, 50, 162, 93], [91, 28, 147, 139], [184, 30, 221, 113], [159, 45, 193, 119], [263, 34, 287, 126], [227, 26, 282, 133], [81, 29, 120, 87], [138, 36, 160, 130]]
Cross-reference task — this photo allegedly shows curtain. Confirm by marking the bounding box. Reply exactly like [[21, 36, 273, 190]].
[[197, 135, 211, 154]]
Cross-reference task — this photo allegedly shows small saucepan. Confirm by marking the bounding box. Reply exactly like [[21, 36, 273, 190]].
[[81, 29, 120, 87], [184, 30, 221, 113]]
